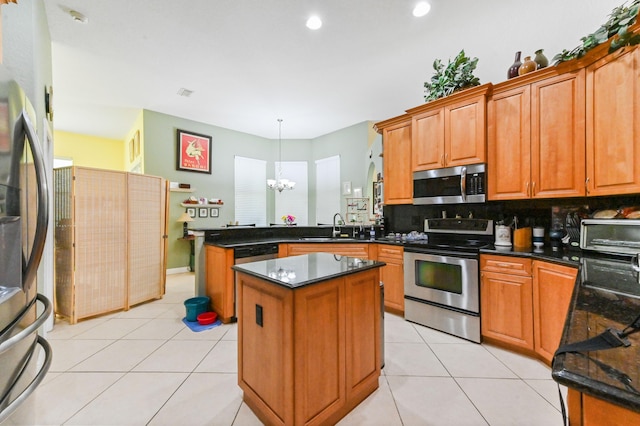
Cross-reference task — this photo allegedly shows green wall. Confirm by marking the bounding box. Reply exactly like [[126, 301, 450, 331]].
[[142, 110, 370, 270]]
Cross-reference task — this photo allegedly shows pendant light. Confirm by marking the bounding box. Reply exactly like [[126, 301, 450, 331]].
[[267, 118, 296, 192]]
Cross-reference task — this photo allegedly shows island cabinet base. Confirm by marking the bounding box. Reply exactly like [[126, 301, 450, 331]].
[[567, 389, 640, 425], [236, 269, 381, 426]]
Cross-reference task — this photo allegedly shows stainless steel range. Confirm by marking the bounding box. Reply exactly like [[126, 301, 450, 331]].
[[404, 218, 493, 343]]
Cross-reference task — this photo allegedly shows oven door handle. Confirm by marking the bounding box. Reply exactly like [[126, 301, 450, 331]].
[[460, 166, 467, 202]]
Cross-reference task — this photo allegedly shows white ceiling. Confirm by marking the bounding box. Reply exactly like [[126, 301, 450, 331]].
[[43, 0, 623, 140]]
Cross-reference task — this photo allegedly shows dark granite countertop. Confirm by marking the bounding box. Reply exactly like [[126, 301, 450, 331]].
[[479, 245, 581, 267], [231, 252, 385, 289], [552, 253, 640, 412]]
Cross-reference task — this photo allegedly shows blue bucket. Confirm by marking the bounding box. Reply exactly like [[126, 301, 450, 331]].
[[184, 296, 210, 322]]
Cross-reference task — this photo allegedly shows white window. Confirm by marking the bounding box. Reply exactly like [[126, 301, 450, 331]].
[[315, 156, 340, 225], [234, 156, 267, 226], [274, 161, 308, 225]]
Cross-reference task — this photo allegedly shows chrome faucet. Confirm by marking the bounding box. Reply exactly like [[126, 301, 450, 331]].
[[333, 213, 345, 237]]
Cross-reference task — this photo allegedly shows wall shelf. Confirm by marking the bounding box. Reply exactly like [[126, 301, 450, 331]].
[[170, 188, 196, 193], [180, 203, 223, 208]]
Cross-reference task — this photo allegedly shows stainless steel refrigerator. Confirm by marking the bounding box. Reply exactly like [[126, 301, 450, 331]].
[[0, 64, 52, 422]]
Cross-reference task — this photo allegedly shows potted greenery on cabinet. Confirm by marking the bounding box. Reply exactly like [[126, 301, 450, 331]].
[[423, 49, 481, 102]]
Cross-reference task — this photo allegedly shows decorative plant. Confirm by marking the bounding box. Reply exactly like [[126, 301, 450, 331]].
[[553, 0, 640, 64], [423, 50, 481, 102], [282, 214, 295, 225]]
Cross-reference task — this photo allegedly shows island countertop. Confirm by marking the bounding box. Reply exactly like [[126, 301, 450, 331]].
[[552, 253, 640, 413], [231, 252, 385, 288]]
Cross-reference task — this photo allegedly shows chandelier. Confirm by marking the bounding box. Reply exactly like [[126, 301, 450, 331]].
[[267, 119, 296, 192]]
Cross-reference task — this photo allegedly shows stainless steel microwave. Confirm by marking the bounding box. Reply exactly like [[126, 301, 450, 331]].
[[413, 164, 486, 205]]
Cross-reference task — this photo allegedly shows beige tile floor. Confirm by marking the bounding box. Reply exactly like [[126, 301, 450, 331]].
[[3, 272, 566, 425]]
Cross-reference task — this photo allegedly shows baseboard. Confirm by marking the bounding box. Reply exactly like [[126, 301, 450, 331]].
[[167, 267, 191, 275]]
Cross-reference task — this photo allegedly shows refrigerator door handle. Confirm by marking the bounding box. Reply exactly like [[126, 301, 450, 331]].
[[0, 335, 52, 423], [13, 111, 49, 291], [0, 293, 51, 355]]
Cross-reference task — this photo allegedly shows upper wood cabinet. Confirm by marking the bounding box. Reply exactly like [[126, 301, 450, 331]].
[[375, 115, 413, 205], [585, 45, 640, 196], [488, 68, 586, 200], [408, 84, 491, 171]]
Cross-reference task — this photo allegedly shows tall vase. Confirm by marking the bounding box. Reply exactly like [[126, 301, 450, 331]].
[[534, 49, 549, 69], [518, 56, 537, 76], [508, 51, 522, 79]]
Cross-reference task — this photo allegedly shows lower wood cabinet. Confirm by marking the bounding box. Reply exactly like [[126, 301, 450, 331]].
[[480, 254, 577, 364], [532, 261, 578, 362], [480, 255, 534, 350], [375, 244, 404, 314], [568, 389, 640, 426], [204, 245, 235, 323], [237, 269, 381, 426]]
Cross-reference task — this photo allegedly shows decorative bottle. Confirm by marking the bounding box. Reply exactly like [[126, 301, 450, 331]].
[[508, 51, 522, 79], [534, 49, 548, 69], [518, 56, 537, 76]]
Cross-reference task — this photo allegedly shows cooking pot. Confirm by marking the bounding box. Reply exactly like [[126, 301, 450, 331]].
[[495, 225, 512, 246]]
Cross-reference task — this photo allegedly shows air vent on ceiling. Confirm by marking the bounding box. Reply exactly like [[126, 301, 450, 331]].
[[177, 88, 193, 97]]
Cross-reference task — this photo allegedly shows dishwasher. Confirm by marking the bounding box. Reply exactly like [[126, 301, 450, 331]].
[[231, 243, 280, 321]]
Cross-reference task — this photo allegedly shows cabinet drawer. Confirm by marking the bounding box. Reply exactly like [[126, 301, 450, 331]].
[[376, 244, 404, 261], [481, 254, 532, 276]]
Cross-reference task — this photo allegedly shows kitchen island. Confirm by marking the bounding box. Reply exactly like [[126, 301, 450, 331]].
[[232, 253, 384, 426]]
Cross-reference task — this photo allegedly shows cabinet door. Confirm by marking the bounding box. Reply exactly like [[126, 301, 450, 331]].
[[481, 270, 534, 350], [344, 269, 381, 401], [531, 70, 586, 198], [376, 244, 404, 314], [487, 85, 531, 200], [532, 261, 577, 363], [586, 46, 640, 196], [205, 245, 235, 323], [383, 120, 413, 204], [446, 95, 486, 167], [412, 108, 444, 171]]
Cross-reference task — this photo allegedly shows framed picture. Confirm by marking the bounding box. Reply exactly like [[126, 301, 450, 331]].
[[187, 207, 196, 218], [342, 181, 352, 195], [198, 208, 208, 218], [210, 208, 219, 217], [129, 137, 135, 163], [176, 129, 212, 174]]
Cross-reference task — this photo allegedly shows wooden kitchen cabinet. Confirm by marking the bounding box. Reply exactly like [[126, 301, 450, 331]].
[[375, 115, 413, 205], [585, 44, 640, 196], [375, 244, 404, 315], [205, 245, 235, 323], [532, 261, 578, 363], [480, 255, 534, 351], [488, 68, 586, 200], [284, 243, 370, 258], [408, 84, 491, 171], [481, 254, 578, 363], [237, 267, 380, 425], [568, 389, 640, 426]]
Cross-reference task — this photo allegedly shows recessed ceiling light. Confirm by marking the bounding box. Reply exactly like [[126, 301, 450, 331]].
[[413, 2, 431, 17], [69, 9, 88, 24], [306, 16, 322, 30]]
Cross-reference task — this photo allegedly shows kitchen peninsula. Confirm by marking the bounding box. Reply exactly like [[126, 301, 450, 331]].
[[232, 253, 384, 426]]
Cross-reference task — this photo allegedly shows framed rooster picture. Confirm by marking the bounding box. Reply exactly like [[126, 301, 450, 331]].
[[176, 129, 212, 174]]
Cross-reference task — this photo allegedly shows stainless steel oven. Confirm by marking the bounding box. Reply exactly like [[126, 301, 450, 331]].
[[403, 218, 492, 343]]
